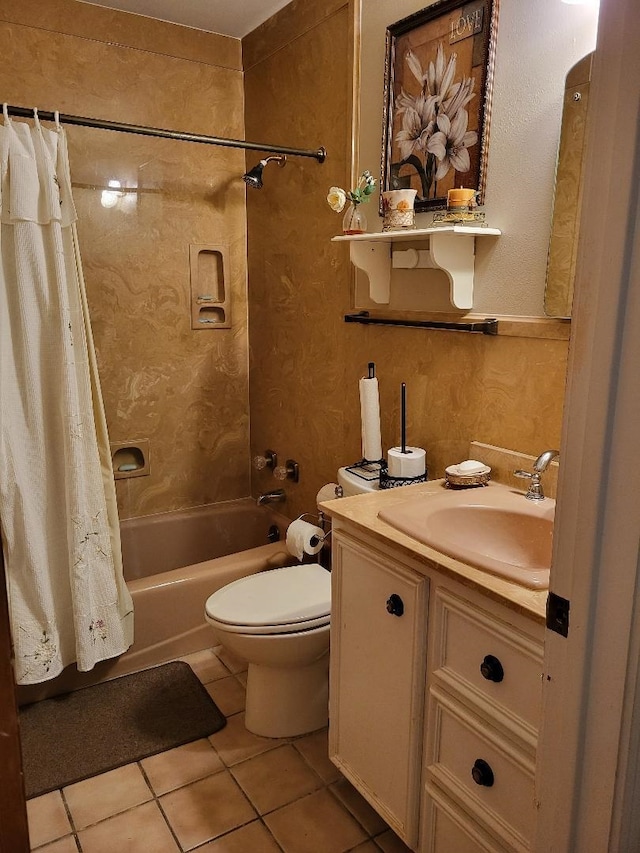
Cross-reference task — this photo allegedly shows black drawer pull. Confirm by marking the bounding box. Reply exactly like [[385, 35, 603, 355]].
[[480, 654, 504, 683], [386, 594, 404, 617], [471, 758, 494, 787]]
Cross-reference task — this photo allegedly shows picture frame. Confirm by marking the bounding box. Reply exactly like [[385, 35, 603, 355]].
[[381, 0, 499, 213]]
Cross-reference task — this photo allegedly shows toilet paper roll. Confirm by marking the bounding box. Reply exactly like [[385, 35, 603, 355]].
[[286, 519, 325, 562], [316, 483, 341, 504], [359, 376, 382, 462], [387, 447, 426, 479]]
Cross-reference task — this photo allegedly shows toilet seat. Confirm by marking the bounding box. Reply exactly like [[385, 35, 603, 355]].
[[205, 564, 330, 636]]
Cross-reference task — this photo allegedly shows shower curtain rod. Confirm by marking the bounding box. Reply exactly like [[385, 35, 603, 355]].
[[2, 103, 327, 162]]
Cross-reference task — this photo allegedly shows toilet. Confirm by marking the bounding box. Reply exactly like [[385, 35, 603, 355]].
[[204, 562, 331, 738]]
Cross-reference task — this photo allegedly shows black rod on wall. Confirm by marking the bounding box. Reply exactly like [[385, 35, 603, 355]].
[[344, 312, 499, 335], [2, 103, 327, 162]]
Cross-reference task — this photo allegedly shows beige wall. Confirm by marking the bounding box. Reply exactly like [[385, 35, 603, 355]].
[[357, 0, 599, 316], [245, 0, 569, 520], [1, 0, 572, 527], [0, 0, 250, 519]]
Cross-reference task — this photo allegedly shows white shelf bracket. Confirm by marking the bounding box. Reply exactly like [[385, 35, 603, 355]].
[[333, 226, 499, 310], [428, 232, 475, 310], [349, 241, 390, 304]]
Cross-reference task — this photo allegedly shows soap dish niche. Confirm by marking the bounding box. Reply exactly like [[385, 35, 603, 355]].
[[190, 244, 231, 329], [111, 440, 150, 479]]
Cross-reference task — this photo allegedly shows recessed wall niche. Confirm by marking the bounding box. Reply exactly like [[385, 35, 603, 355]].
[[189, 244, 231, 329]]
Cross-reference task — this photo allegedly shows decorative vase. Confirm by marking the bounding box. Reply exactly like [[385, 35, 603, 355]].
[[382, 189, 417, 231], [342, 202, 367, 235]]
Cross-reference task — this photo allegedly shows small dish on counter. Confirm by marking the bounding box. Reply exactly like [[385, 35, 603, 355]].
[[445, 459, 491, 488]]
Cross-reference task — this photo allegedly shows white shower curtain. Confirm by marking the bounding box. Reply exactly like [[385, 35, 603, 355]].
[[0, 107, 133, 685]]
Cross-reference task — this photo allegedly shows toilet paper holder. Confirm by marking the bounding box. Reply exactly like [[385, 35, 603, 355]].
[[296, 512, 331, 547]]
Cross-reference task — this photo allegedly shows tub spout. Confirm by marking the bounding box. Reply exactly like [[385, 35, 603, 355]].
[[257, 489, 286, 506]]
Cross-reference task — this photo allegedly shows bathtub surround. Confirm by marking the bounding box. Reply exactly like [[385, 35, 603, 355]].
[[2, 0, 573, 530], [0, 0, 250, 522], [0, 112, 133, 684]]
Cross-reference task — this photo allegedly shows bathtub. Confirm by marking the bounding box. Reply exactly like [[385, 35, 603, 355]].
[[121, 498, 292, 669], [17, 498, 292, 704]]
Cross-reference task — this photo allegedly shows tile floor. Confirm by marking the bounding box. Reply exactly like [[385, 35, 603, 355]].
[[26, 646, 413, 853]]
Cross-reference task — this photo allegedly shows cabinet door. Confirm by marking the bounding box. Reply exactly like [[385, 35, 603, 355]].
[[329, 532, 428, 846]]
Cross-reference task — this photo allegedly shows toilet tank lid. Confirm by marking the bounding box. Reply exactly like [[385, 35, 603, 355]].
[[205, 563, 331, 627]]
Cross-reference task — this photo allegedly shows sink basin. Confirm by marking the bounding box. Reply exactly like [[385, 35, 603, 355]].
[[378, 483, 554, 589]]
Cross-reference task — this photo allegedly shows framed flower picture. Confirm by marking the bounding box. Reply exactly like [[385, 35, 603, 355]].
[[381, 0, 499, 213]]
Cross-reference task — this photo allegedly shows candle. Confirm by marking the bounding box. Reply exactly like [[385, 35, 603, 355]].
[[447, 187, 476, 209]]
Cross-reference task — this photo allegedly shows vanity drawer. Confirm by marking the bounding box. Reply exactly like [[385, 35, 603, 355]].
[[426, 687, 536, 849], [432, 589, 544, 739], [421, 782, 512, 853]]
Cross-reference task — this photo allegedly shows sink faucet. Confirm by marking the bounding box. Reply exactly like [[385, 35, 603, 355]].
[[257, 488, 286, 506], [514, 450, 559, 501]]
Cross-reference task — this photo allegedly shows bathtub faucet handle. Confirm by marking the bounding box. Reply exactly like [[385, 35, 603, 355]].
[[253, 450, 277, 471], [273, 459, 300, 483]]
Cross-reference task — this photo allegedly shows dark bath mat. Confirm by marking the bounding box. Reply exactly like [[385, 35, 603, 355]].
[[19, 660, 226, 798]]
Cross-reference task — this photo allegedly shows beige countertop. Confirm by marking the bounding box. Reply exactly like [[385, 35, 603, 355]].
[[320, 479, 548, 624]]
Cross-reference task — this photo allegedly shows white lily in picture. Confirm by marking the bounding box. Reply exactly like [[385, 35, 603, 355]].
[[429, 108, 478, 180], [406, 42, 457, 104], [396, 93, 438, 159], [442, 76, 477, 121]]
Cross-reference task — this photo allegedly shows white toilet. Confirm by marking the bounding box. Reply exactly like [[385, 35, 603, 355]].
[[204, 562, 331, 738]]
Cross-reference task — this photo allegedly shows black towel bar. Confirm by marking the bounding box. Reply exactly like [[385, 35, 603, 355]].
[[344, 312, 498, 335]]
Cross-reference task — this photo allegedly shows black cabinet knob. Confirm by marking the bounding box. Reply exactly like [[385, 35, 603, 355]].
[[386, 594, 404, 617], [471, 758, 494, 787], [480, 654, 504, 683]]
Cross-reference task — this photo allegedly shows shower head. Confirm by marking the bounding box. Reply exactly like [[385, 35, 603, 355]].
[[243, 155, 287, 189]]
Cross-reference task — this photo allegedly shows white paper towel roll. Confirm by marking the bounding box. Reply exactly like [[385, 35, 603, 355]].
[[286, 519, 324, 562], [387, 447, 426, 478], [359, 376, 382, 462], [316, 483, 340, 504]]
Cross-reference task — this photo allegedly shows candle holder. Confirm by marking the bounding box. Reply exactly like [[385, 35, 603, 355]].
[[447, 187, 478, 212], [382, 189, 417, 231]]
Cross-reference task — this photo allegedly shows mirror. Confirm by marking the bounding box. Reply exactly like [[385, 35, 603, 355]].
[[544, 52, 594, 318]]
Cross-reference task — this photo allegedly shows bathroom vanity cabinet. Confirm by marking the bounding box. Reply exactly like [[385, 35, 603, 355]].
[[329, 531, 429, 844], [327, 518, 545, 853]]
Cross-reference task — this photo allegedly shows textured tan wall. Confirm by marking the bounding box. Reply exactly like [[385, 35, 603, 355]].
[[0, 0, 250, 519], [245, 0, 569, 520]]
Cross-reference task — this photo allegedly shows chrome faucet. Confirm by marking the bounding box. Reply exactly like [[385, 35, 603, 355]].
[[256, 488, 286, 506], [514, 449, 559, 501]]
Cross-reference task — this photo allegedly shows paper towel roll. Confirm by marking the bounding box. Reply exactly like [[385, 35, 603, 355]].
[[316, 483, 340, 504], [286, 519, 324, 562], [387, 447, 426, 478], [359, 376, 382, 462]]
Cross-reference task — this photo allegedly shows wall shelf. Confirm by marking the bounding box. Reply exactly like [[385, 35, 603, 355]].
[[332, 226, 501, 309]]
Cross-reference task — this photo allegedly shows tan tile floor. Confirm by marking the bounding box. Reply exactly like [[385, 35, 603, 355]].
[[26, 646, 413, 853]]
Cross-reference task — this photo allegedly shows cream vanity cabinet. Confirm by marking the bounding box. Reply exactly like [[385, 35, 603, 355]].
[[328, 523, 545, 853], [329, 529, 429, 847]]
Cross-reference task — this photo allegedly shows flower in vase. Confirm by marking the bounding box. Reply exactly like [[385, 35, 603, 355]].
[[327, 170, 376, 212], [327, 186, 347, 212]]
